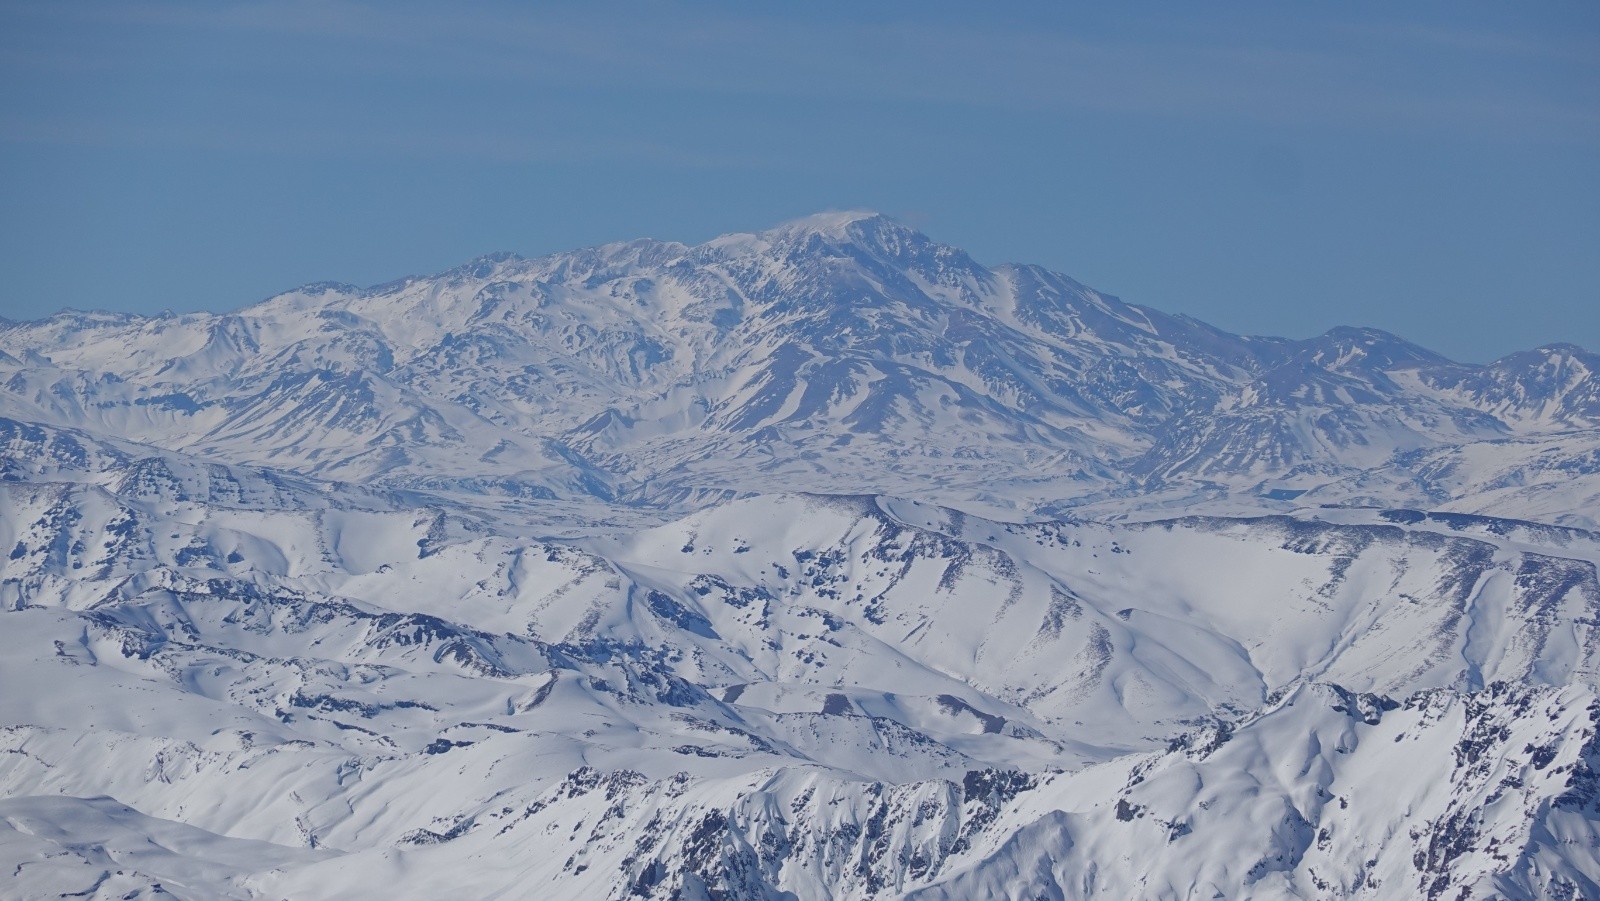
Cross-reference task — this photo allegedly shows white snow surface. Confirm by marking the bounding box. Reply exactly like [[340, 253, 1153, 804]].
[[1, 213, 1598, 899]]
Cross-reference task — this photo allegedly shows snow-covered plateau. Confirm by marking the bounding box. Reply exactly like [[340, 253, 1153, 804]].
[[1, 212, 1597, 899]]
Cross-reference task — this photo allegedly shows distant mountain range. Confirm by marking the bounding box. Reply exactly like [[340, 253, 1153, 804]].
[[2, 213, 1597, 899], [5, 210, 1598, 528]]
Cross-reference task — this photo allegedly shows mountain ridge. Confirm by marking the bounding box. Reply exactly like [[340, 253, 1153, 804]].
[[8, 210, 1593, 531], [8, 211, 1579, 360]]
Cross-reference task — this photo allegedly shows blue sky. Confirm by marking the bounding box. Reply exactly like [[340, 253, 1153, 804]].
[[1, 1, 1596, 361]]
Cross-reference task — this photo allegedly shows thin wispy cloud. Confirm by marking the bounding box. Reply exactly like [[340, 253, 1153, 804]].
[[5, 0, 1596, 162], [0, 113, 786, 169]]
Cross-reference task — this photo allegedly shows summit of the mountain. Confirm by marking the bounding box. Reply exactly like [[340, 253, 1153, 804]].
[[703, 209, 933, 256], [1299, 325, 1456, 371]]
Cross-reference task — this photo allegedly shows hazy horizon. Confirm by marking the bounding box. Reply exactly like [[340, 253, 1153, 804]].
[[3, 1, 1596, 361]]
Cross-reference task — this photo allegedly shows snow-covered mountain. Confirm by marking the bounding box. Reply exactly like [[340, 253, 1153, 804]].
[[6, 211, 1597, 527], [2, 213, 1598, 898]]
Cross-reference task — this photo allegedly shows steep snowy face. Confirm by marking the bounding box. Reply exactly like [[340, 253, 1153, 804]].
[[3, 213, 1600, 899], [1, 469, 1598, 898], [1425, 344, 1600, 428], [907, 681, 1600, 901], [1133, 327, 1511, 486]]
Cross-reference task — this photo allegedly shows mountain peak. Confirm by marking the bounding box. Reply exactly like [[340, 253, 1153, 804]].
[[702, 210, 935, 257], [439, 251, 528, 281], [1486, 342, 1599, 373], [1532, 342, 1594, 359], [769, 209, 893, 236], [1304, 325, 1454, 369]]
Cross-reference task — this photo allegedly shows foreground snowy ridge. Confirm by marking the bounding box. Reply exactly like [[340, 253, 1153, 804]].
[[1, 213, 1598, 898]]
